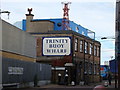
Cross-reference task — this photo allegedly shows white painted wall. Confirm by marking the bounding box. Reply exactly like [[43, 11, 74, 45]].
[[2, 20, 36, 58]]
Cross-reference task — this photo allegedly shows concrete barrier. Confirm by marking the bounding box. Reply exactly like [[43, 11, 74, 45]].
[[38, 80, 51, 86]]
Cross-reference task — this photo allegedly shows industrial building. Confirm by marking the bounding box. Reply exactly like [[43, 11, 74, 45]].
[[0, 19, 51, 89], [22, 7, 101, 85], [109, 59, 118, 77]]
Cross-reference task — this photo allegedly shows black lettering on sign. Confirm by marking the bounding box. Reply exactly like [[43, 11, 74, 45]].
[[46, 49, 67, 53], [49, 44, 64, 48], [46, 39, 69, 43]]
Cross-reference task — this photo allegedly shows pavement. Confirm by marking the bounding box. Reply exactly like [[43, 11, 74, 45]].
[[2, 80, 117, 90], [37, 80, 115, 88]]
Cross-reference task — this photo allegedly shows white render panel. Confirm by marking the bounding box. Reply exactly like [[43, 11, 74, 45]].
[[2, 20, 36, 58]]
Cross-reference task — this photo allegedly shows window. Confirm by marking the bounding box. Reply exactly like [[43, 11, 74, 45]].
[[89, 43, 93, 54], [75, 38, 78, 51], [94, 45, 97, 56], [80, 40, 83, 52], [97, 46, 100, 57], [57, 22, 62, 27], [89, 63, 92, 74], [96, 65, 100, 75], [85, 42, 88, 53], [85, 62, 88, 74], [79, 62, 82, 68], [94, 64, 97, 74]]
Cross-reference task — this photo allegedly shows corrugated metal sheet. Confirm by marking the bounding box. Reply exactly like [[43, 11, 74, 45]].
[[109, 60, 118, 73], [2, 57, 51, 84]]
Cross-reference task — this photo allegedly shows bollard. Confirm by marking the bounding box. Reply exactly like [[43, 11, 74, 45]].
[[71, 81, 75, 86], [58, 73, 61, 85], [64, 74, 68, 85]]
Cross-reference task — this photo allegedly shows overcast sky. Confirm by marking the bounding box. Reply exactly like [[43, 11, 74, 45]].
[[1, 0, 116, 65]]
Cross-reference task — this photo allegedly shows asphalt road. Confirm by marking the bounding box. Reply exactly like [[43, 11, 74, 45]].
[[2, 80, 115, 90]]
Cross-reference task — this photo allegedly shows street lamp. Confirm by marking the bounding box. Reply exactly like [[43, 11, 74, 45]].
[[101, 37, 107, 39], [73, 53, 77, 85], [0, 9, 10, 19], [116, 0, 120, 88], [101, 37, 117, 88], [101, 37, 115, 40]]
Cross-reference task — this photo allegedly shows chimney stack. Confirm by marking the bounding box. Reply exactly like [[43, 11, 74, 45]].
[[26, 8, 34, 32]]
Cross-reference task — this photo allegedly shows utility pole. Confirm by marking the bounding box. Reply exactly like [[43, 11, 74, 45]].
[[116, 0, 120, 88]]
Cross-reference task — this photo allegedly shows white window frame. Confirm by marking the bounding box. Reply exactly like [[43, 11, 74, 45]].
[[80, 40, 83, 52], [94, 45, 97, 56], [75, 38, 78, 51], [97, 46, 100, 57], [85, 42, 88, 53], [89, 43, 92, 54]]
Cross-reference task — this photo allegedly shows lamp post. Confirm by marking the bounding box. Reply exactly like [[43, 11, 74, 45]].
[[116, 0, 120, 88], [73, 53, 77, 85], [83, 40, 85, 85], [101, 37, 117, 88]]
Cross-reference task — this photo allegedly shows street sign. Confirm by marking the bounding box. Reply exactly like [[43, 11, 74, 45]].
[[42, 37, 71, 56]]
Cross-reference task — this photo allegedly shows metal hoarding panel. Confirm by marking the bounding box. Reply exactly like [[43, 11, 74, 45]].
[[2, 57, 51, 84]]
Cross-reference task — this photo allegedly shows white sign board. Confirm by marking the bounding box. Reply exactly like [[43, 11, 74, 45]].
[[42, 37, 71, 56], [8, 67, 24, 75]]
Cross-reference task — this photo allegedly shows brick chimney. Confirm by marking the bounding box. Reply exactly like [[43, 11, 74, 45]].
[[26, 8, 34, 32]]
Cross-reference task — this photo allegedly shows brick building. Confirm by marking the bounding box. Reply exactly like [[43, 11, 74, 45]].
[[23, 11, 101, 85]]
